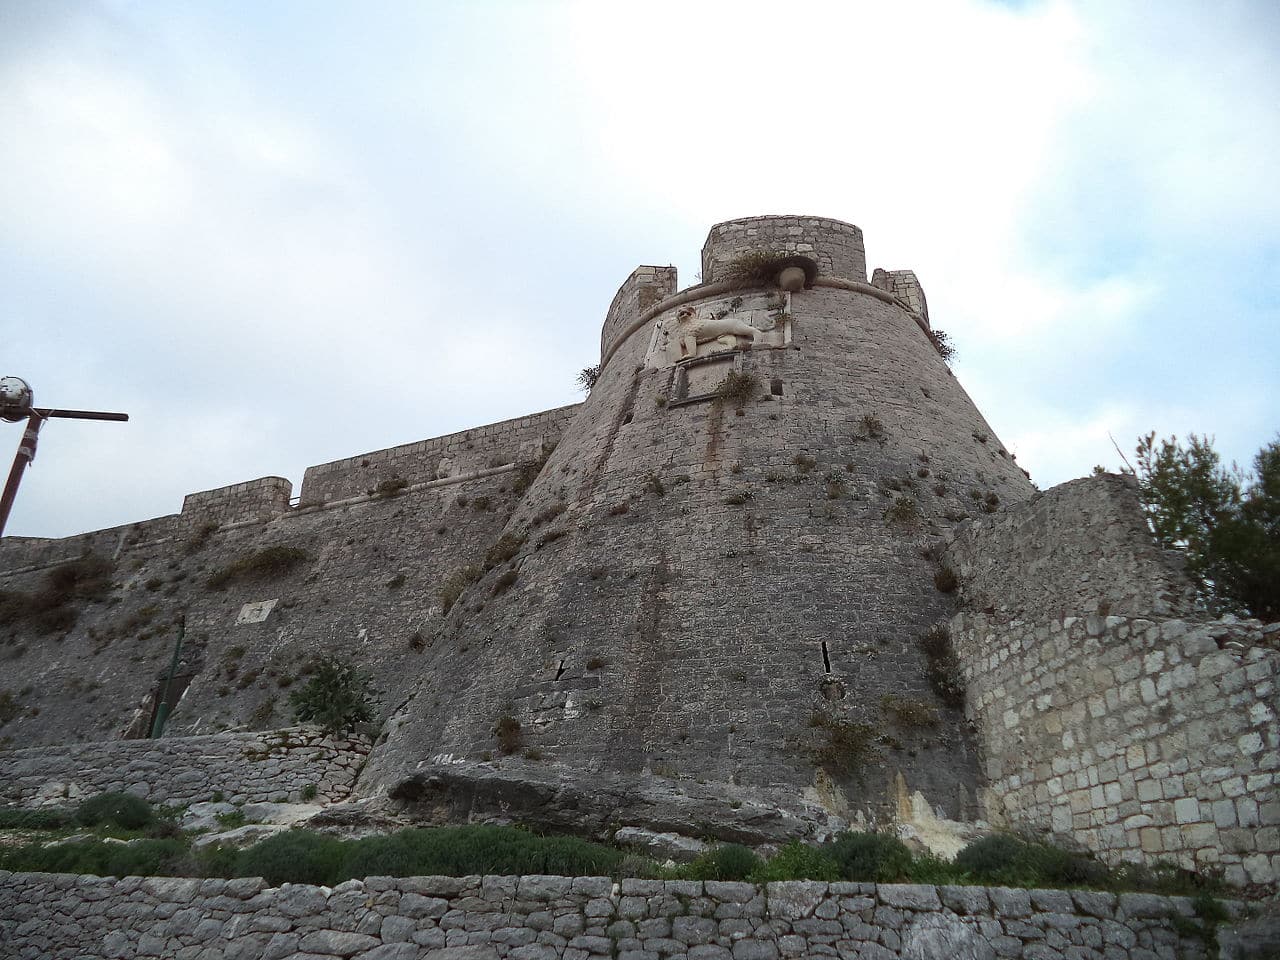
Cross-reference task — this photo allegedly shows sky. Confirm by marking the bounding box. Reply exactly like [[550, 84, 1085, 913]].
[[0, 0, 1276, 539]]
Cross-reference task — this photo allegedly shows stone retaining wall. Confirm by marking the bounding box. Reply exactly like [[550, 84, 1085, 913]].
[[957, 611, 1280, 888], [0, 872, 1236, 960], [0, 727, 368, 807]]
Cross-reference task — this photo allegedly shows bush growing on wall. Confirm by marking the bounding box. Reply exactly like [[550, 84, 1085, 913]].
[[289, 657, 377, 735]]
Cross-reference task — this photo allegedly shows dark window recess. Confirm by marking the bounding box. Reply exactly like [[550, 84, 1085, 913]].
[[771, 378, 784, 396], [554, 659, 567, 680], [821, 640, 831, 673]]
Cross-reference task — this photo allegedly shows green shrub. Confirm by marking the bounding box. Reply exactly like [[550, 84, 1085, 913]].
[[75, 792, 154, 830], [208, 546, 308, 589], [0, 805, 73, 830], [751, 841, 840, 883], [680, 843, 761, 881], [953, 834, 1106, 887], [826, 831, 912, 882], [237, 829, 345, 886], [289, 657, 377, 735], [0, 837, 187, 877]]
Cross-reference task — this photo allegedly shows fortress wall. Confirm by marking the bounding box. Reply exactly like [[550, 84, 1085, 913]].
[[181, 476, 292, 524], [945, 474, 1198, 620], [0, 872, 1231, 960], [0, 513, 185, 574], [362, 249, 1037, 829], [701, 215, 867, 283], [0, 465, 528, 749], [600, 265, 678, 363], [871, 268, 930, 327], [0, 727, 368, 807], [947, 475, 1279, 885], [298, 404, 579, 504], [955, 611, 1280, 887]]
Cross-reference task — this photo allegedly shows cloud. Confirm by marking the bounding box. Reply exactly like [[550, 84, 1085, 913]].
[[0, 0, 1275, 536]]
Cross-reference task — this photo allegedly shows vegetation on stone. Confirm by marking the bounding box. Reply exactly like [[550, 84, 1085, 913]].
[[75, 791, 155, 830], [0, 554, 113, 633], [207, 545, 308, 590], [576, 364, 600, 392], [679, 843, 761, 881], [826, 831, 913, 882], [1135, 432, 1279, 621], [714, 371, 759, 407], [919, 623, 965, 708], [288, 657, 376, 735]]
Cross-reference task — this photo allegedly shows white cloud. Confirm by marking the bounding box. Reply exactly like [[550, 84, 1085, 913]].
[[0, 0, 1275, 535]]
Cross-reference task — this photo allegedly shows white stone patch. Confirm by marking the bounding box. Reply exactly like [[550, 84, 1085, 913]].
[[236, 599, 278, 625]]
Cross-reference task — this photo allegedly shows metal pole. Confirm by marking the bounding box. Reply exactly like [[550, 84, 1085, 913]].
[[149, 614, 187, 739], [0, 412, 46, 537]]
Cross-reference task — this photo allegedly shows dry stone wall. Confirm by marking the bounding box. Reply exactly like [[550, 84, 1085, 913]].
[[0, 727, 368, 807], [0, 871, 1238, 960]]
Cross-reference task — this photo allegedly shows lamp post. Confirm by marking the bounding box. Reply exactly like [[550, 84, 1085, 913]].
[[0, 376, 129, 536]]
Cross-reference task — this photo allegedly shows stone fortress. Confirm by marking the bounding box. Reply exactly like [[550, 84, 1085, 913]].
[[0, 214, 1276, 905]]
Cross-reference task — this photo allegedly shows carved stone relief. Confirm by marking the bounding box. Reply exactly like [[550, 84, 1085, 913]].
[[647, 292, 791, 369]]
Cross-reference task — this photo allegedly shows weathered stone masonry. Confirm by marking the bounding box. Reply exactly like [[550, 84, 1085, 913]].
[[0, 727, 369, 807], [0, 872, 1241, 960], [947, 475, 1280, 886]]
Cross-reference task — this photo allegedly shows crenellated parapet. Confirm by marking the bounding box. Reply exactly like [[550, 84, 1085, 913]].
[[872, 268, 931, 327], [181, 476, 292, 526], [599, 266, 678, 363]]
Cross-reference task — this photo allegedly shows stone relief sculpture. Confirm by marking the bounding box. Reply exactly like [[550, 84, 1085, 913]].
[[668, 305, 774, 361]]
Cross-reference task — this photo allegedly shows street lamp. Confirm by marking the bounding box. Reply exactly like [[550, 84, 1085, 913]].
[[0, 376, 129, 536]]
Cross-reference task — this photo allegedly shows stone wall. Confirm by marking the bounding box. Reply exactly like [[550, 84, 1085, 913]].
[[600, 266, 678, 362], [298, 405, 580, 505], [956, 612, 1280, 887], [870, 268, 930, 327], [701, 216, 868, 284], [181, 477, 293, 525], [945, 474, 1197, 620], [0, 872, 1236, 960], [0, 727, 369, 807]]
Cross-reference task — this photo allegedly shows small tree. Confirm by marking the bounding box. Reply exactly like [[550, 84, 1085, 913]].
[[576, 364, 601, 393], [289, 657, 377, 735], [1136, 433, 1279, 622]]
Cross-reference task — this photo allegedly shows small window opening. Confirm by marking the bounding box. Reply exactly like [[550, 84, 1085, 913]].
[[771, 378, 784, 396], [820, 640, 831, 673], [553, 659, 567, 680]]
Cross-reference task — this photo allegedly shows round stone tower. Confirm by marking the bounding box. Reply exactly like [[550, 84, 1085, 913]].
[[363, 216, 1035, 842]]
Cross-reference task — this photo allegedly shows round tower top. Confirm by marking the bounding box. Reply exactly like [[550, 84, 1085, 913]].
[[701, 215, 867, 285]]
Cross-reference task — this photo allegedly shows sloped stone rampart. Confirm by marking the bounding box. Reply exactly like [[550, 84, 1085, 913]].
[[945, 474, 1197, 620], [957, 612, 1280, 888], [0, 872, 1237, 960], [0, 727, 368, 807]]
